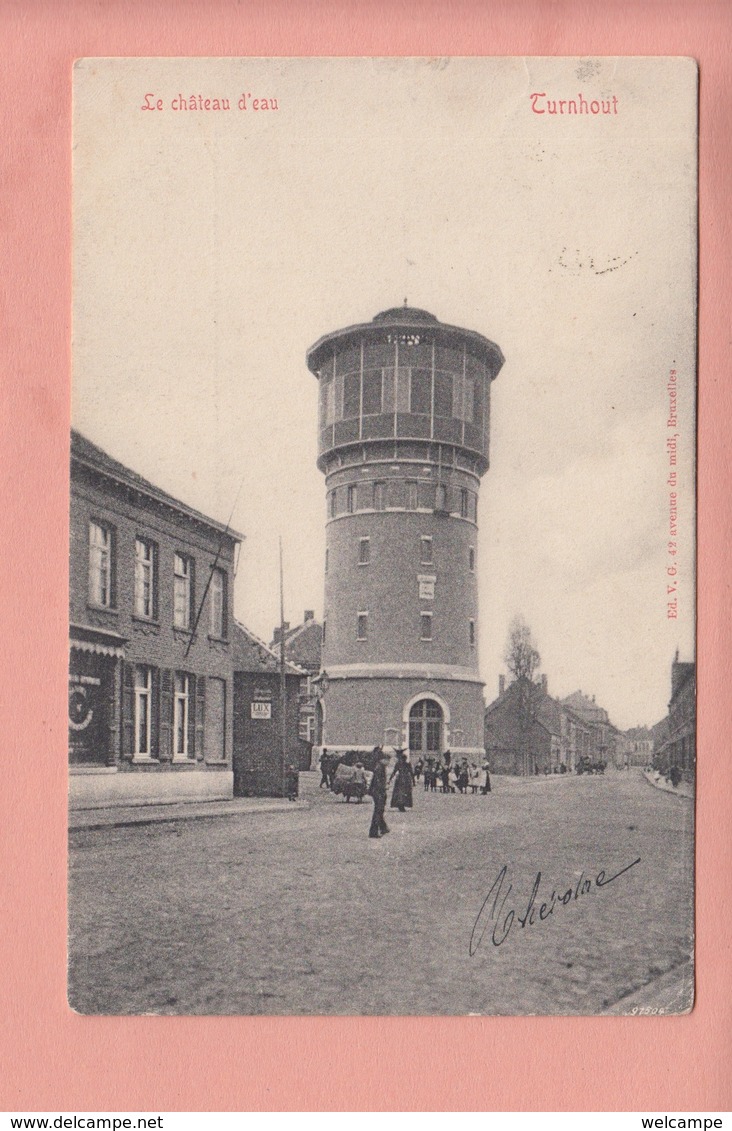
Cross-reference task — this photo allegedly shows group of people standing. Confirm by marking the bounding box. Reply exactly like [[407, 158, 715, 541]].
[[415, 752, 492, 796], [367, 747, 492, 839]]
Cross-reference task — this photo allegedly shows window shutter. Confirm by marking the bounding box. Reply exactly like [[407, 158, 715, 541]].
[[110, 525, 118, 608], [159, 669, 173, 762], [150, 666, 160, 756], [194, 675, 205, 761], [122, 662, 134, 758], [189, 558, 196, 634]]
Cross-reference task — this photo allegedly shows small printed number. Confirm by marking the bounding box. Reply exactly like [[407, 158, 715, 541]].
[[630, 1006, 665, 1015]]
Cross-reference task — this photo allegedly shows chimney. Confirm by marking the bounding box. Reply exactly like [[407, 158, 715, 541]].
[[272, 622, 290, 645], [304, 610, 315, 622], [541, 674, 548, 695], [499, 674, 505, 695]]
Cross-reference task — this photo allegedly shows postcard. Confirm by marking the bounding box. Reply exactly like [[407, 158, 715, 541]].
[[69, 56, 697, 1017]]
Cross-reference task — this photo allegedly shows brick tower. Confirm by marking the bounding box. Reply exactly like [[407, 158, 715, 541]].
[[307, 305, 504, 759]]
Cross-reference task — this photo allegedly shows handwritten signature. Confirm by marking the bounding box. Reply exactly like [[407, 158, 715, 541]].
[[469, 857, 641, 955]]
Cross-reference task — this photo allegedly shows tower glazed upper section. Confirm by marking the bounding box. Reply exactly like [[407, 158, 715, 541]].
[[306, 306, 505, 474]]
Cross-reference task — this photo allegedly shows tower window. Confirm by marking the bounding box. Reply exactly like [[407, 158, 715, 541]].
[[435, 484, 448, 511], [325, 548, 329, 573], [460, 488, 469, 518], [347, 485, 356, 513], [343, 373, 360, 419], [420, 536, 433, 565], [358, 537, 370, 565], [357, 612, 369, 641], [420, 612, 433, 641], [410, 369, 431, 415], [406, 481, 418, 510], [372, 481, 385, 510], [329, 490, 337, 518], [469, 546, 475, 572], [362, 369, 383, 415], [469, 619, 476, 647]]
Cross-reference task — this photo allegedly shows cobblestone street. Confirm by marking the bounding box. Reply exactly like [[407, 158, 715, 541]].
[[68, 769, 694, 1016]]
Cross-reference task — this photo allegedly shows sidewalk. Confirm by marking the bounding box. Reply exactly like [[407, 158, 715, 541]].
[[69, 796, 310, 832], [641, 769, 694, 799]]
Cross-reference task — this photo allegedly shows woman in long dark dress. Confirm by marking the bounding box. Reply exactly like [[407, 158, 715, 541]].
[[389, 750, 414, 812]]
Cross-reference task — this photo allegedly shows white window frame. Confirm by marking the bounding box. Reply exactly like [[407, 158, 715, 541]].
[[358, 537, 370, 566], [134, 538, 155, 619], [209, 567, 225, 637], [173, 672, 191, 760], [420, 535, 433, 565], [88, 522, 112, 607], [356, 611, 369, 641], [173, 553, 191, 629], [420, 612, 433, 641], [134, 665, 153, 757]]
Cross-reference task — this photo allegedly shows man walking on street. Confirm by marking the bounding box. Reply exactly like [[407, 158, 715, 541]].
[[368, 751, 390, 838]]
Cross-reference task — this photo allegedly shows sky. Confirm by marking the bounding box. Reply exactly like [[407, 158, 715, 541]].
[[72, 56, 697, 730]]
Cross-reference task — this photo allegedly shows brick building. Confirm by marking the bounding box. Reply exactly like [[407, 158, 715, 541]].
[[307, 305, 504, 758], [69, 430, 242, 808], [653, 651, 696, 781]]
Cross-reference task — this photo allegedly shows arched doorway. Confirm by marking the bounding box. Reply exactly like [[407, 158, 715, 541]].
[[408, 698, 443, 757]]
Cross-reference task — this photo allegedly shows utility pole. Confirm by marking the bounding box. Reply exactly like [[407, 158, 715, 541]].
[[279, 537, 287, 797]]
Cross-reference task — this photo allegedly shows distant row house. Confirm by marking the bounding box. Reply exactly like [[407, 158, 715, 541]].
[[484, 675, 619, 775]]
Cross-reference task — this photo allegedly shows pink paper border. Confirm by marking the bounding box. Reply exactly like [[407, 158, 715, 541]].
[[2, 0, 730, 1112]]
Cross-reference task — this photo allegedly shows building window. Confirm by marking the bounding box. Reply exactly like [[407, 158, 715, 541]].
[[329, 490, 337, 518], [322, 618, 326, 644], [435, 483, 448, 511], [406, 481, 418, 510], [88, 521, 113, 607], [209, 567, 226, 637], [357, 612, 368, 641], [358, 537, 370, 565], [174, 673, 191, 758], [173, 554, 192, 629], [134, 665, 153, 755], [325, 548, 329, 573], [420, 536, 433, 565], [460, 488, 469, 518], [469, 619, 476, 647], [347, 485, 356, 513], [420, 612, 433, 641], [134, 538, 156, 619], [373, 481, 385, 510], [469, 546, 475, 572]]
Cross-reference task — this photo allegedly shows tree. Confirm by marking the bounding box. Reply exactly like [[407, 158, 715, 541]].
[[504, 615, 541, 683], [504, 617, 542, 775]]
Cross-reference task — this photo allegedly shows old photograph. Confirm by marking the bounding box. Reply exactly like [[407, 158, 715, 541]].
[[69, 56, 697, 1015]]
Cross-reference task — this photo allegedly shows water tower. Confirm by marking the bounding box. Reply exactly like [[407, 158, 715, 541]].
[[307, 305, 504, 759]]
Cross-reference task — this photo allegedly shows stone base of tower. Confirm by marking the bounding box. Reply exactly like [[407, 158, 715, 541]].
[[321, 676, 485, 757]]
